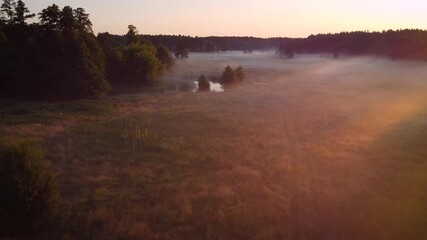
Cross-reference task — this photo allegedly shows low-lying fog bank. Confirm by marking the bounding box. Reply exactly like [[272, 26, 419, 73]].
[[161, 51, 427, 93]]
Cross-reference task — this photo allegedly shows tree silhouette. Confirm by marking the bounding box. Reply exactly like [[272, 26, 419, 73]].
[[235, 66, 245, 81], [221, 65, 236, 84], [13, 0, 34, 25], [39, 4, 61, 31], [174, 41, 189, 59], [0, 2, 111, 100], [0, 0, 15, 25], [74, 7, 92, 33], [59, 6, 75, 32], [198, 75, 210, 92], [126, 24, 138, 45]]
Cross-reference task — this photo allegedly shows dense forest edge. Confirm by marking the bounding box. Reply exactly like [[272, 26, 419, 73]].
[[1, 0, 427, 102]]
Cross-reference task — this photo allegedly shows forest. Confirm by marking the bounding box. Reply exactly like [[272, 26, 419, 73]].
[[281, 30, 427, 60], [0, 1, 174, 101]]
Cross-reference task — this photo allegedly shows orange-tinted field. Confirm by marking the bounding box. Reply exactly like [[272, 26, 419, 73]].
[[2, 53, 427, 239]]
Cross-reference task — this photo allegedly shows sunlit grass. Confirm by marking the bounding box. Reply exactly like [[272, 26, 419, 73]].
[[2, 54, 427, 239]]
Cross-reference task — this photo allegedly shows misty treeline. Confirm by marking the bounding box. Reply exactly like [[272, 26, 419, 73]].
[[279, 30, 427, 60], [99, 30, 427, 61], [98, 33, 286, 53], [0, 1, 174, 100]]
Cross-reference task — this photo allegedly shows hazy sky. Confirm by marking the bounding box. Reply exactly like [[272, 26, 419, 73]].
[[27, 0, 426, 38]]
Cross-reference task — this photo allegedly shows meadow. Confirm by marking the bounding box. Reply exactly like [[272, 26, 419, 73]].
[[1, 52, 427, 239]]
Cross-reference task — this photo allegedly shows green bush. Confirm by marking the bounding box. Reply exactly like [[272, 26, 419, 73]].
[[198, 75, 210, 92], [235, 66, 245, 82], [220, 65, 245, 84], [0, 141, 59, 236], [220, 65, 236, 84]]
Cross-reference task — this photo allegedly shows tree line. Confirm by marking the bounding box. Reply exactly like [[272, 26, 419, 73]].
[[98, 33, 287, 53], [279, 30, 427, 60], [99, 30, 427, 61], [0, 1, 174, 100], [1, 0, 426, 100]]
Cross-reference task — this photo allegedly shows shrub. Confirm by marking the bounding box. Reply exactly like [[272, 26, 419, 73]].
[[220, 65, 245, 84], [198, 75, 210, 92], [0, 141, 59, 236], [235, 66, 245, 82], [220, 65, 236, 84]]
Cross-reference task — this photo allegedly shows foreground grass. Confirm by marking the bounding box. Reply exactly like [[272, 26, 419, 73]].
[[2, 55, 427, 240]]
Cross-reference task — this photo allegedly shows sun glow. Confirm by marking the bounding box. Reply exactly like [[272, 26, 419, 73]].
[[27, 0, 427, 37]]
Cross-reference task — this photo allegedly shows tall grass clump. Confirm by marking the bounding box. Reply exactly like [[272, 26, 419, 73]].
[[0, 141, 59, 236]]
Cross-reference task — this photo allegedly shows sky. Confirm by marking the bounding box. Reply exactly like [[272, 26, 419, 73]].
[[26, 0, 426, 38]]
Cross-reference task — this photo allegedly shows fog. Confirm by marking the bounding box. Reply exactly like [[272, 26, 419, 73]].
[[162, 51, 427, 150], [157, 52, 427, 239], [163, 51, 427, 97]]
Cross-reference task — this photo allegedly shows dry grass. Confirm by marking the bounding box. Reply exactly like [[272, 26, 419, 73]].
[[2, 53, 427, 239]]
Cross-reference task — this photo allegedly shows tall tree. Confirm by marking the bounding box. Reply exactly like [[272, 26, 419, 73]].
[[0, 0, 15, 25], [126, 24, 138, 45], [59, 6, 76, 32], [13, 0, 34, 25], [73, 7, 92, 33], [39, 4, 61, 31]]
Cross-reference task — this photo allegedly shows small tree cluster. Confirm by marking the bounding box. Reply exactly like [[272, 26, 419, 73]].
[[0, 141, 59, 237], [174, 41, 189, 59], [105, 25, 174, 86], [220, 65, 245, 84]]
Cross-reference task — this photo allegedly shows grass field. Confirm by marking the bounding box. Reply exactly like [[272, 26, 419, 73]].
[[1, 53, 427, 240]]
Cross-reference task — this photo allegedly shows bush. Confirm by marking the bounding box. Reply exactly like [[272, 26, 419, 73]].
[[198, 75, 210, 92], [220, 65, 245, 84], [0, 141, 59, 236], [220, 65, 236, 84], [235, 66, 245, 82]]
